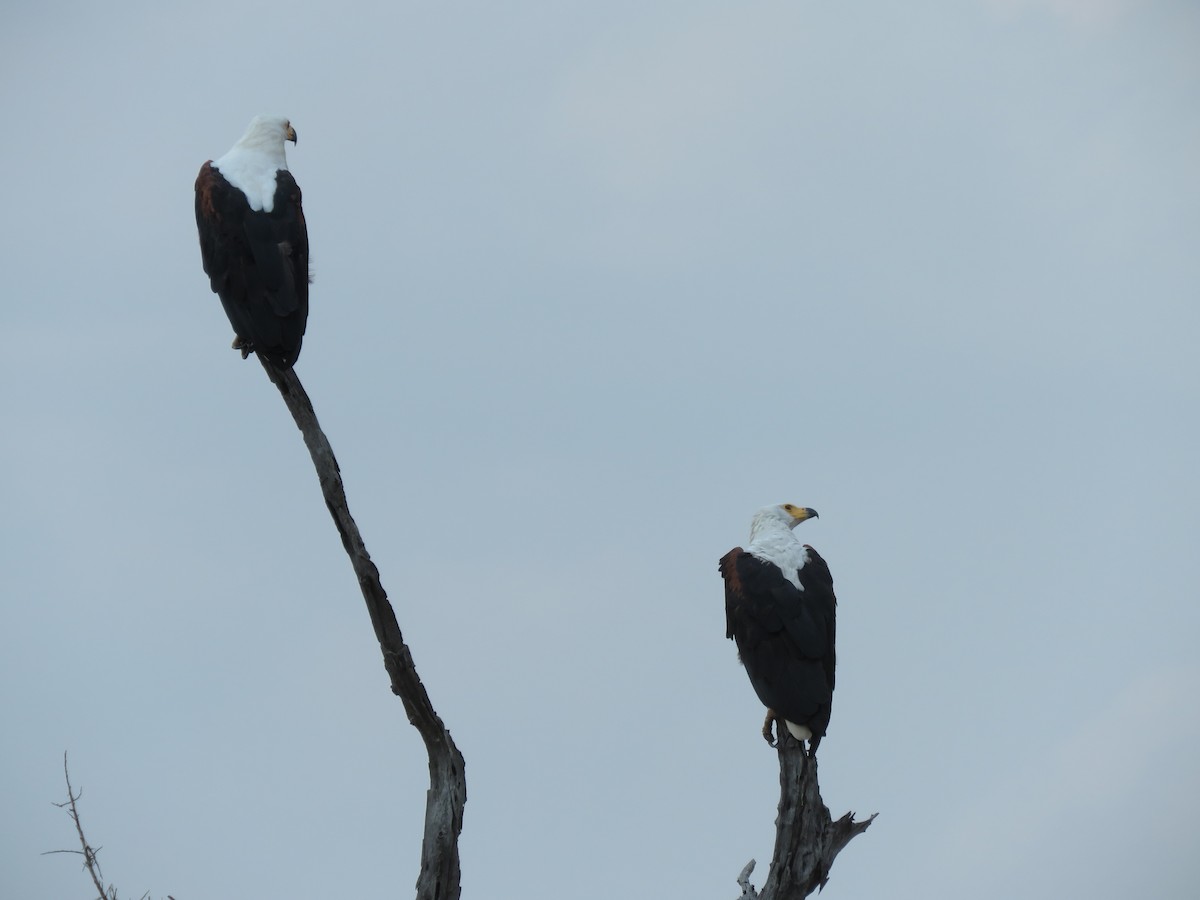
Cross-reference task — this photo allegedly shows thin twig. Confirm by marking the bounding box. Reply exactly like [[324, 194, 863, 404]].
[[46, 751, 111, 900]]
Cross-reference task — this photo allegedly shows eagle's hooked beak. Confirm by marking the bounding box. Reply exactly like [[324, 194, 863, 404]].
[[789, 506, 818, 523], [286, 124, 298, 145]]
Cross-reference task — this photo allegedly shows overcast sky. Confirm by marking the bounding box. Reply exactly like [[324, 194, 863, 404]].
[[2, 1, 1198, 898]]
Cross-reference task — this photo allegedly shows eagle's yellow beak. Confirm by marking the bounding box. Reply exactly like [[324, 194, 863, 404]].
[[286, 124, 298, 145], [786, 505, 818, 522]]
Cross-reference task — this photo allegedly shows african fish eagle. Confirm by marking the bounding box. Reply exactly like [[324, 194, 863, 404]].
[[195, 115, 310, 367], [720, 503, 837, 756]]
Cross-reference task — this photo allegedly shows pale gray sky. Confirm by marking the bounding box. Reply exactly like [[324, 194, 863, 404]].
[[2, 2, 1198, 898]]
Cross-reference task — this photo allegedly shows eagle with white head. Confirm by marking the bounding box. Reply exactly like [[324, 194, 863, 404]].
[[195, 115, 310, 367], [720, 503, 837, 756]]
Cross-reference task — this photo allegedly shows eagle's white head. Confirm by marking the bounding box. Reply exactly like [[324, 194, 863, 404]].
[[212, 115, 298, 213], [747, 503, 819, 590], [236, 115, 298, 151], [749, 503, 818, 535]]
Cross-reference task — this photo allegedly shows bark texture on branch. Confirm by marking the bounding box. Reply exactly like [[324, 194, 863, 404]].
[[261, 359, 466, 900], [740, 731, 874, 899]]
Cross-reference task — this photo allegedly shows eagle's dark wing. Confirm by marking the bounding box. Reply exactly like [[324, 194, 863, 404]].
[[721, 546, 837, 751], [195, 162, 309, 367]]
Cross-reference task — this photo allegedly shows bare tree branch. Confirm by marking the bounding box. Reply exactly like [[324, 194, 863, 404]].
[[736, 859, 759, 899], [259, 358, 466, 900], [45, 752, 116, 900], [739, 732, 875, 898]]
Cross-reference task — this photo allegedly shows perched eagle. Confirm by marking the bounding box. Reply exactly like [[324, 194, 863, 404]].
[[721, 504, 837, 756], [195, 115, 310, 367]]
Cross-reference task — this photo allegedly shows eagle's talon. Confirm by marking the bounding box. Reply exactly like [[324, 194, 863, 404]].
[[231, 336, 253, 359], [762, 710, 778, 746]]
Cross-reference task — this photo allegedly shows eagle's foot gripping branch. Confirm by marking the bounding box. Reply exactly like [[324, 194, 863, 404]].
[[762, 710, 779, 747], [231, 335, 252, 359]]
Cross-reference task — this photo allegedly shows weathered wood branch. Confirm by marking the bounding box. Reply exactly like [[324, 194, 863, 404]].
[[260, 359, 466, 900], [738, 731, 875, 899]]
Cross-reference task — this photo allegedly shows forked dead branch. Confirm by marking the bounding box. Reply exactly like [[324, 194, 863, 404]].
[[736, 731, 875, 898]]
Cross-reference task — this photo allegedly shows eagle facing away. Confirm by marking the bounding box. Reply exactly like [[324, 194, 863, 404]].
[[195, 115, 310, 368], [720, 503, 837, 756]]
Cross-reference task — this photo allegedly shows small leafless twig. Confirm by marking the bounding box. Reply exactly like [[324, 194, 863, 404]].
[[44, 751, 113, 900], [45, 754, 171, 900]]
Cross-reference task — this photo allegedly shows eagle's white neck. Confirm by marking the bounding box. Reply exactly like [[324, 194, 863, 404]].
[[747, 509, 808, 590], [213, 129, 289, 213]]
